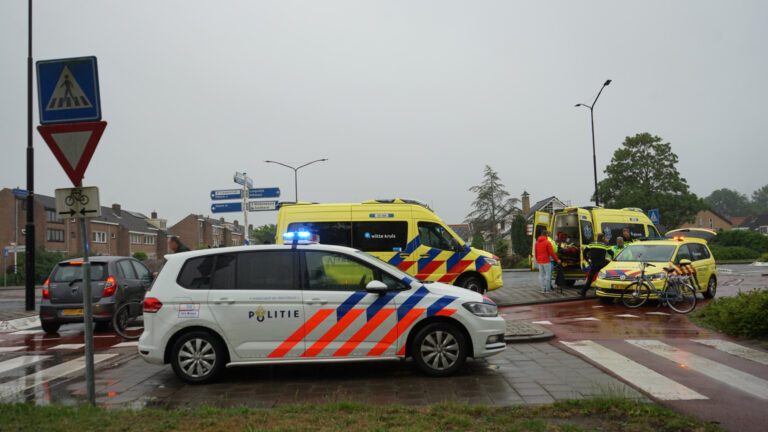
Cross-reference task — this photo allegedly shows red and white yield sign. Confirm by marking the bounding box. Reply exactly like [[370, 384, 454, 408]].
[[37, 121, 107, 186]]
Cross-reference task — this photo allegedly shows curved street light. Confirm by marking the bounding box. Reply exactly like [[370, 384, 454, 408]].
[[264, 158, 328, 202], [575, 79, 612, 207]]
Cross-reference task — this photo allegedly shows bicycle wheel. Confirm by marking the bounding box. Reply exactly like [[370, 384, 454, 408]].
[[113, 301, 144, 339], [622, 282, 651, 308], [666, 282, 697, 314]]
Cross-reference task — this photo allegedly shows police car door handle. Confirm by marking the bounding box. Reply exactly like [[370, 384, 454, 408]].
[[213, 298, 235, 305], [308, 298, 328, 305], [398, 252, 410, 258]]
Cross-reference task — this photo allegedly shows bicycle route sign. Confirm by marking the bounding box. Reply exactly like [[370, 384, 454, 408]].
[[54, 186, 101, 219]]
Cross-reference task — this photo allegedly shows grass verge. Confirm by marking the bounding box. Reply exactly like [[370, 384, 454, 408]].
[[0, 398, 722, 432]]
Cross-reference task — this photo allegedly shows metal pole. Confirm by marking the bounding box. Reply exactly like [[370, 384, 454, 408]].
[[293, 169, 298, 202], [80, 211, 95, 405], [14, 198, 18, 275], [242, 173, 248, 245], [25, 0, 35, 311], [590, 107, 599, 207]]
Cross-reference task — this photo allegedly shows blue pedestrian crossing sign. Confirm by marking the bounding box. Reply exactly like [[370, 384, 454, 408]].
[[36, 56, 101, 124], [648, 209, 660, 225]]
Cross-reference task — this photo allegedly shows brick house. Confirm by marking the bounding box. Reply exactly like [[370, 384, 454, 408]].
[[0, 188, 171, 260], [677, 209, 733, 231], [169, 214, 247, 249]]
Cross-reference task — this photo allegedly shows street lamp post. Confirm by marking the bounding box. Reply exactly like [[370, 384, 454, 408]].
[[575, 79, 611, 207], [264, 159, 328, 202]]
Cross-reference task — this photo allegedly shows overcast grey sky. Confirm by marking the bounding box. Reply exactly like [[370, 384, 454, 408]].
[[1, 1, 766, 229]]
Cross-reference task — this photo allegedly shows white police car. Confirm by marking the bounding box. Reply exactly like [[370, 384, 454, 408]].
[[138, 233, 506, 383]]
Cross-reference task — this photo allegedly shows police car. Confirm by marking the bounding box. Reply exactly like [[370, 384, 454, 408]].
[[138, 233, 507, 383]]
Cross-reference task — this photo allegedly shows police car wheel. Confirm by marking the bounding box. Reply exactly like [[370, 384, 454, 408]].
[[704, 276, 717, 299], [412, 322, 467, 377], [171, 331, 225, 384], [459, 275, 486, 294]]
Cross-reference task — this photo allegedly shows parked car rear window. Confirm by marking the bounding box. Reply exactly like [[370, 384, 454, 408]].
[[51, 262, 107, 282]]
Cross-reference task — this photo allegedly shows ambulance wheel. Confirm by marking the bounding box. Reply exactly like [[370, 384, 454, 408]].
[[458, 275, 486, 294], [171, 331, 225, 384], [703, 276, 717, 299], [412, 322, 467, 377]]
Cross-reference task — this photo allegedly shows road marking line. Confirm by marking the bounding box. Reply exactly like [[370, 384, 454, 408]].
[[531, 320, 552, 325], [628, 340, 768, 400], [0, 347, 25, 353], [111, 342, 138, 348], [561, 340, 706, 401], [573, 317, 600, 321], [615, 314, 639, 318], [692, 339, 768, 366], [0, 316, 41, 331], [10, 330, 40, 335], [645, 312, 670, 316], [49, 344, 85, 350], [592, 305, 604, 308], [0, 355, 50, 374], [0, 354, 116, 401]]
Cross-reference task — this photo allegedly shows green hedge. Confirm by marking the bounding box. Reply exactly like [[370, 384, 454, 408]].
[[710, 230, 768, 253], [709, 245, 761, 261], [691, 289, 768, 338]]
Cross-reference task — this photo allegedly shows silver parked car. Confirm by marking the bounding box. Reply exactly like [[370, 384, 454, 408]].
[[39, 256, 153, 334]]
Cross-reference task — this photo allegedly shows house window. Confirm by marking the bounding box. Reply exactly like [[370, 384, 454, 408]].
[[232, 239, 240, 246], [47, 229, 64, 242], [213, 227, 219, 235], [698, 216, 702, 227], [760, 226, 768, 235], [92, 231, 106, 243], [130, 233, 142, 244], [46, 209, 60, 223], [144, 235, 155, 245], [213, 237, 220, 247], [709, 218, 713, 229]]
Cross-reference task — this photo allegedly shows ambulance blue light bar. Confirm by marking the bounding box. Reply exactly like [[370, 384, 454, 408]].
[[282, 231, 319, 244]]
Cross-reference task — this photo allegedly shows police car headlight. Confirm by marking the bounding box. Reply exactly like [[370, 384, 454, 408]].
[[598, 271, 606, 279], [462, 302, 498, 317], [485, 258, 499, 266], [648, 272, 667, 281]]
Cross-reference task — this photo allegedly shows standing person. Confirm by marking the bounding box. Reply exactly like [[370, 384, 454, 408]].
[[580, 233, 614, 297], [535, 230, 560, 293], [168, 236, 190, 253]]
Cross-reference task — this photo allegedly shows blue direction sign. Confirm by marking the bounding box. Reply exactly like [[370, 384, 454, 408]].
[[247, 201, 279, 212], [36, 56, 101, 124], [648, 209, 660, 224], [12, 188, 29, 199], [211, 202, 243, 213], [210, 189, 243, 200], [248, 187, 280, 199]]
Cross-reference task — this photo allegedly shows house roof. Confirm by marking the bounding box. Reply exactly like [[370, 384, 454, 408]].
[[707, 208, 734, 226], [525, 196, 567, 220], [448, 224, 471, 242], [729, 216, 747, 227], [738, 212, 768, 231]]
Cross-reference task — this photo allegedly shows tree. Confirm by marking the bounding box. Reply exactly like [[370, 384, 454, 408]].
[[751, 184, 768, 213], [596, 133, 705, 228], [466, 165, 519, 254], [510, 214, 531, 256], [251, 224, 277, 244], [494, 239, 509, 258], [471, 230, 485, 250], [705, 188, 752, 217]]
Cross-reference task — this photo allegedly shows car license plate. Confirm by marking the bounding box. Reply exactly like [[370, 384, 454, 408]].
[[61, 308, 83, 316]]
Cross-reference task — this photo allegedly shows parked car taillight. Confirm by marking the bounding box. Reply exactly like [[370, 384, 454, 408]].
[[42, 278, 50, 299], [143, 297, 163, 313], [103, 276, 117, 297]]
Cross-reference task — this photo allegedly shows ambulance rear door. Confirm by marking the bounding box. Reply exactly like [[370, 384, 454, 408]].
[[577, 209, 595, 272], [530, 211, 552, 270]]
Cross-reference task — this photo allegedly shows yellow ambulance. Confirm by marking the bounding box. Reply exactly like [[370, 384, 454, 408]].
[[530, 207, 660, 285], [275, 199, 503, 293]]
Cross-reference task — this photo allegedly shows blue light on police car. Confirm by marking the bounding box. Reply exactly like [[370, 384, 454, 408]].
[[282, 231, 318, 243]]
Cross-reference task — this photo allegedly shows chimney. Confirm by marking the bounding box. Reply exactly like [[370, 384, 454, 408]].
[[522, 191, 530, 215], [151, 211, 157, 219], [112, 203, 121, 216], [234, 220, 239, 227], [219, 217, 225, 223]]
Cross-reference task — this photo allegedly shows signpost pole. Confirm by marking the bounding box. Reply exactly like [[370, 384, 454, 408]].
[[242, 173, 249, 245], [14, 198, 18, 275], [25, 0, 35, 312], [78, 187, 96, 405]]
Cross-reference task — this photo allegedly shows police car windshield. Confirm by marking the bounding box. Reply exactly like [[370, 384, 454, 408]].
[[615, 244, 676, 262], [355, 250, 413, 280]]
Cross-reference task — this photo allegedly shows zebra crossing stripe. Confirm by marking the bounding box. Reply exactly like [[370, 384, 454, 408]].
[[561, 340, 707, 401], [0, 354, 116, 401], [0, 355, 50, 374], [0, 347, 25, 353], [692, 339, 768, 366], [628, 340, 768, 400]]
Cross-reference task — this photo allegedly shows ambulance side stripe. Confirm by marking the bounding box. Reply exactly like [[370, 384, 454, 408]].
[[302, 309, 365, 357], [415, 260, 445, 280], [268, 309, 334, 358], [475, 257, 491, 273], [333, 308, 396, 357], [445, 251, 469, 271], [437, 260, 473, 283], [417, 248, 442, 272]]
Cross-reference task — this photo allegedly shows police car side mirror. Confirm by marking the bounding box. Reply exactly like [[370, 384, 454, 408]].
[[678, 259, 692, 267], [365, 280, 389, 296]]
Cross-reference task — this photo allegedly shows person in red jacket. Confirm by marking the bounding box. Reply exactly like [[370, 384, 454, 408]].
[[535, 230, 560, 293]]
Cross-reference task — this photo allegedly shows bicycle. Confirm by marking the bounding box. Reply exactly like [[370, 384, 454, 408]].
[[64, 189, 89, 206], [112, 299, 144, 339], [621, 261, 697, 314]]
